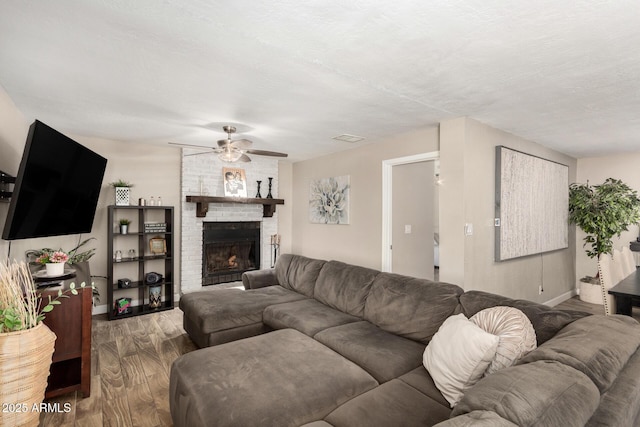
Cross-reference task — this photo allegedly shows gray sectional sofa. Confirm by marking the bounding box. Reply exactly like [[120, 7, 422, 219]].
[[171, 254, 640, 427]]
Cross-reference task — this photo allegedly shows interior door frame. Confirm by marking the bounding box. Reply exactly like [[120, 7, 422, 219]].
[[381, 151, 440, 272]]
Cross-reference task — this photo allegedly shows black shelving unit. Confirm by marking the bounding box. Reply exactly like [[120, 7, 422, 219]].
[[107, 205, 174, 320]]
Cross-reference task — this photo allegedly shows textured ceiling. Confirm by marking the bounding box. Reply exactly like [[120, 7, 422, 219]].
[[1, 0, 640, 161]]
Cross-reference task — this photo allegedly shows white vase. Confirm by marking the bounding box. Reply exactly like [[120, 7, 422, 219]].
[[45, 262, 65, 277]]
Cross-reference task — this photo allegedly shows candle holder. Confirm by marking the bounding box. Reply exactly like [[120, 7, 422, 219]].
[[266, 177, 273, 199], [256, 180, 262, 198]]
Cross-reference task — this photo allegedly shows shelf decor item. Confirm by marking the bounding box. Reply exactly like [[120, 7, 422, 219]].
[[115, 297, 132, 315], [109, 179, 134, 206], [256, 180, 262, 198], [149, 285, 162, 308], [223, 167, 247, 197], [266, 177, 273, 199], [149, 237, 167, 255], [119, 218, 131, 235]]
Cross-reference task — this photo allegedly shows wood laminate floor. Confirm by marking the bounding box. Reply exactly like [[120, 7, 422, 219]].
[[39, 307, 197, 427], [38, 293, 638, 426]]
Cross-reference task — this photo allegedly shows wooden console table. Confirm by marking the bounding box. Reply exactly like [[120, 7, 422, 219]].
[[186, 196, 284, 218], [42, 285, 92, 398]]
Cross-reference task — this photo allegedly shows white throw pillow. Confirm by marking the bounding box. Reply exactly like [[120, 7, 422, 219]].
[[470, 306, 537, 376], [423, 313, 499, 407]]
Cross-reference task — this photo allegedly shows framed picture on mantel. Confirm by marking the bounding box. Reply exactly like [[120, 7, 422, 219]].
[[222, 167, 247, 198]]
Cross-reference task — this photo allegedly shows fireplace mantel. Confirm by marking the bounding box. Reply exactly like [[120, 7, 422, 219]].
[[186, 196, 285, 218]]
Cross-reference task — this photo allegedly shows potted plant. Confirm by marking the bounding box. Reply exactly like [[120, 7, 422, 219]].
[[569, 178, 640, 303], [119, 218, 131, 234], [0, 259, 92, 426], [35, 250, 69, 277], [109, 179, 134, 206], [27, 238, 100, 305]]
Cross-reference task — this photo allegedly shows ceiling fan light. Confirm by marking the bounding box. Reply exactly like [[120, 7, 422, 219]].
[[218, 149, 243, 162]]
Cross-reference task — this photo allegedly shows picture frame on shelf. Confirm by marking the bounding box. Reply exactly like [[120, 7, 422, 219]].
[[149, 237, 167, 255], [222, 167, 247, 198], [149, 285, 162, 308]]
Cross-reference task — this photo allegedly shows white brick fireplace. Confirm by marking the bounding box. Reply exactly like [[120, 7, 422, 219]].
[[181, 148, 279, 293]]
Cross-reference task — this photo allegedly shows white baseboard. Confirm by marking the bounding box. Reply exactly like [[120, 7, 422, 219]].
[[543, 289, 578, 307]]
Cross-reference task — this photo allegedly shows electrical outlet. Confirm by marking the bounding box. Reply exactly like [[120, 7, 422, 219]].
[[538, 285, 543, 295]]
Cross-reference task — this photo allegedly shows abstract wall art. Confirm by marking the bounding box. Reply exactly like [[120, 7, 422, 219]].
[[309, 175, 350, 224], [495, 146, 569, 261]]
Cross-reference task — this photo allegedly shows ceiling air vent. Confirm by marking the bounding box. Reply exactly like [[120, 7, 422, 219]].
[[332, 134, 365, 143]]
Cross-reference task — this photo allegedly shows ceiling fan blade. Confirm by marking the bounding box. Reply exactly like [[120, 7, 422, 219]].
[[245, 149, 288, 158], [184, 151, 215, 157], [237, 154, 252, 163], [217, 139, 231, 148], [230, 139, 253, 149], [168, 141, 213, 149]]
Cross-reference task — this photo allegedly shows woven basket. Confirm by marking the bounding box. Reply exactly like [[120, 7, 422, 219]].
[[0, 323, 56, 427]]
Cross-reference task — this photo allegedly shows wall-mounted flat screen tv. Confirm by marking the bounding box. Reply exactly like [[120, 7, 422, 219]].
[[2, 120, 107, 240]]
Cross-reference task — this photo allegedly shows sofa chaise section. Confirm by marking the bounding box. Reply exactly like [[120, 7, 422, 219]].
[[179, 286, 306, 347], [180, 254, 326, 348], [170, 329, 378, 427]]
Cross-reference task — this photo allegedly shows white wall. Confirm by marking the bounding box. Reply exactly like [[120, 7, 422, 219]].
[[576, 153, 640, 281], [440, 117, 577, 303], [291, 127, 439, 270]]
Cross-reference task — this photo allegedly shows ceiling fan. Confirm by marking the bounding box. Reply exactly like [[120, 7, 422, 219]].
[[170, 125, 288, 163]]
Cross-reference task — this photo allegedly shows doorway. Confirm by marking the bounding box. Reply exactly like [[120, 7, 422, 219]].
[[382, 152, 439, 279]]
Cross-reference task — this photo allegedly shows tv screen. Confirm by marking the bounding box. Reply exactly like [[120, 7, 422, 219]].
[[2, 120, 107, 240]]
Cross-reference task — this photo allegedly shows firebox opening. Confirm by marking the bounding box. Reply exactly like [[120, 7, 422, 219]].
[[202, 221, 261, 286]]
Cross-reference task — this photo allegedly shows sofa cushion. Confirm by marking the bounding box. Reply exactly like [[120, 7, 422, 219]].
[[470, 306, 537, 376], [179, 286, 306, 335], [460, 291, 589, 345], [314, 321, 425, 383], [398, 367, 450, 408], [263, 298, 360, 337], [275, 254, 326, 298], [313, 260, 379, 317], [325, 379, 451, 427], [170, 329, 378, 427], [519, 314, 640, 393], [363, 273, 463, 344], [586, 347, 640, 427], [423, 314, 499, 407], [452, 361, 600, 427]]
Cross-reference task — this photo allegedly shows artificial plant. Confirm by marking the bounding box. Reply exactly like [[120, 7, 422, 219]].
[[569, 178, 640, 277]]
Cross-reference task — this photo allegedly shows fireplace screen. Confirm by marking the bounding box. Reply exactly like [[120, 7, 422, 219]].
[[202, 221, 260, 285]]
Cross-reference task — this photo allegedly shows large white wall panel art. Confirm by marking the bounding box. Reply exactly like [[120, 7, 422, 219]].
[[495, 146, 568, 261]]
